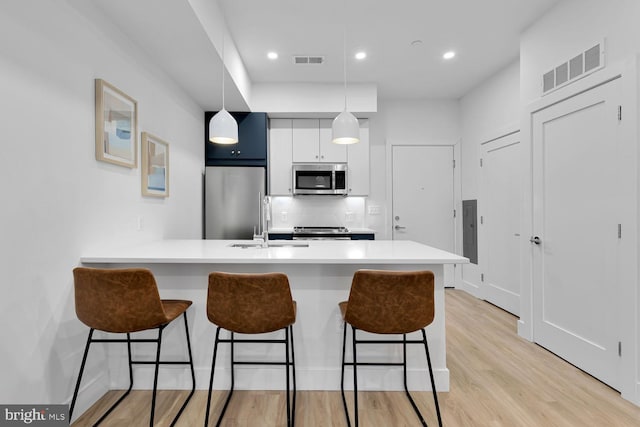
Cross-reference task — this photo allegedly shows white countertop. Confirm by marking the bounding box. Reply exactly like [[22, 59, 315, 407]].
[[81, 239, 468, 265]]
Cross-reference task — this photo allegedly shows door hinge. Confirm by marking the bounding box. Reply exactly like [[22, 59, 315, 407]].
[[618, 341, 622, 357], [480, 158, 483, 167], [618, 105, 622, 121], [453, 159, 456, 168], [618, 224, 622, 239], [480, 215, 484, 225], [480, 273, 484, 282], [453, 209, 456, 218]]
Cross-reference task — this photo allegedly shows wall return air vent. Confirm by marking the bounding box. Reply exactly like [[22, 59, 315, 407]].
[[542, 40, 605, 95], [293, 55, 325, 64]]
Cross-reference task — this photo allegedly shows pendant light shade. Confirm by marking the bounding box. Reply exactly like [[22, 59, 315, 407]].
[[332, 110, 359, 145], [209, 108, 238, 144], [209, 33, 238, 145]]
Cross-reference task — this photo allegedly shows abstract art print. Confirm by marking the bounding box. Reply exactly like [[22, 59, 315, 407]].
[[95, 79, 138, 168], [141, 132, 169, 197]]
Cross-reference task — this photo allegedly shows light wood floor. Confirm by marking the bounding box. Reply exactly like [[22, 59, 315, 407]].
[[72, 289, 640, 426]]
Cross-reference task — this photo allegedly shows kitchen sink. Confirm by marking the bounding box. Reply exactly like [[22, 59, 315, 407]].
[[228, 242, 309, 248]]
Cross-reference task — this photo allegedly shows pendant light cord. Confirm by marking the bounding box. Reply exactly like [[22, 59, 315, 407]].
[[221, 33, 226, 110], [342, 1, 347, 111]]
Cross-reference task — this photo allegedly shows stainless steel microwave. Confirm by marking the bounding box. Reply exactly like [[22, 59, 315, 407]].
[[292, 163, 348, 195]]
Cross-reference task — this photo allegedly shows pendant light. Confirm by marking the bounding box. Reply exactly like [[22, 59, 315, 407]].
[[332, 2, 359, 145], [209, 34, 238, 145]]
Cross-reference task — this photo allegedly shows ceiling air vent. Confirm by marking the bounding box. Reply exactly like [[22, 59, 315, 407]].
[[542, 40, 605, 95], [293, 55, 325, 65]]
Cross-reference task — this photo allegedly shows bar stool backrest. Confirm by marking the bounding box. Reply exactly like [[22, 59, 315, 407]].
[[207, 272, 296, 334], [73, 267, 168, 333], [344, 269, 435, 334]]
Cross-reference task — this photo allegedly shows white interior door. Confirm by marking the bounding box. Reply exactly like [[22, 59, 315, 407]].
[[531, 79, 621, 388], [392, 145, 454, 252], [480, 132, 521, 315]]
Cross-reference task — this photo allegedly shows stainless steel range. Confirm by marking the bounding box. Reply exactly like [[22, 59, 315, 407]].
[[293, 226, 351, 240]]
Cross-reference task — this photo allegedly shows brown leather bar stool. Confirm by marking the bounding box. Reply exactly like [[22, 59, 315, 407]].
[[69, 267, 195, 426], [205, 272, 297, 427], [339, 269, 442, 427]]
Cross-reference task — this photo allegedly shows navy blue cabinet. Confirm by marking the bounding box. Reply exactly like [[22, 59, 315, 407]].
[[268, 233, 374, 240], [350, 233, 375, 240], [205, 112, 267, 166]]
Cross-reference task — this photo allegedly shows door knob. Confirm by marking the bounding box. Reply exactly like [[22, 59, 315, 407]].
[[394, 225, 406, 230], [529, 236, 541, 245]]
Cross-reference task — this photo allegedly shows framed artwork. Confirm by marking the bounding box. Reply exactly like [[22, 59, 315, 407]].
[[141, 132, 170, 197], [95, 79, 138, 168]]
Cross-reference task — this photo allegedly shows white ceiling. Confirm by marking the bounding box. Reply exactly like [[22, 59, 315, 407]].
[[91, 0, 562, 111]]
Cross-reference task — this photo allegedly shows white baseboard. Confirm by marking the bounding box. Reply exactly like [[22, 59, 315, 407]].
[[457, 280, 480, 298], [517, 319, 532, 341], [115, 365, 450, 392]]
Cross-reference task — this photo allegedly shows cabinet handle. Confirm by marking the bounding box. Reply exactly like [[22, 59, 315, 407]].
[[231, 150, 235, 155], [236, 150, 241, 156], [321, 155, 324, 159]]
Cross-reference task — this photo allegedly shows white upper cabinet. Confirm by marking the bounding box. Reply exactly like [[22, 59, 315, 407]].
[[268, 119, 293, 195], [270, 118, 369, 196], [319, 119, 348, 163], [292, 119, 347, 163], [347, 119, 369, 196]]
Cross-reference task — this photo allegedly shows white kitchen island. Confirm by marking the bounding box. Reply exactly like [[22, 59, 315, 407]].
[[80, 239, 467, 392]]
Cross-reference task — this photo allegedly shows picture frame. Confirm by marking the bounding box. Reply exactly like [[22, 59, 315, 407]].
[[95, 79, 138, 168], [141, 132, 170, 197]]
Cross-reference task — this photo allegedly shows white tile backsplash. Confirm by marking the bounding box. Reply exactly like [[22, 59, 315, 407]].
[[270, 196, 366, 229]]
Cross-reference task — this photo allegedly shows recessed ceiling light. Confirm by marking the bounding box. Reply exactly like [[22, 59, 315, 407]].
[[267, 51, 278, 60], [411, 40, 423, 47], [443, 51, 456, 60], [355, 51, 367, 60]]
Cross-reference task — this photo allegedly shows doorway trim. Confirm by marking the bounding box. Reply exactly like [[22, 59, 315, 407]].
[[385, 140, 462, 287], [519, 57, 638, 404]]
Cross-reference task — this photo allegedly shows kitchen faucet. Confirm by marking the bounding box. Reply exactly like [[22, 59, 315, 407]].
[[253, 192, 270, 248]]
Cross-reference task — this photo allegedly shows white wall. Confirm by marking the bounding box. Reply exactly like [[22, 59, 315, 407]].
[[458, 61, 521, 295], [520, 0, 640, 404], [0, 0, 203, 411], [520, 0, 640, 106]]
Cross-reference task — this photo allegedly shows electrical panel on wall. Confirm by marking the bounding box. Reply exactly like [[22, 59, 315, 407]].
[[542, 40, 605, 95]]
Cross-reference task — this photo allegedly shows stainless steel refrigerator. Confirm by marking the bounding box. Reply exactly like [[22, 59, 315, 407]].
[[204, 166, 266, 239]]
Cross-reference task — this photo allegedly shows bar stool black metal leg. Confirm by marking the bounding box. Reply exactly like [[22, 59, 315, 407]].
[[402, 334, 428, 427], [204, 327, 221, 427], [422, 329, 442, 427], [149, 325, 165, 427], [340, 321, 351, 427], [285, 326, 292, 427], [170, 312, 196, 427], [289, 325, 297, 427], [69, 329, 94, 422], [93, 335, 137, 426], [214, 331, 236, 427], [351, 326, 359, 427]]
